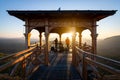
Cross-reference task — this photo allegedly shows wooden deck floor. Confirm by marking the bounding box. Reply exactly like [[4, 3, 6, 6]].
[[30, 51, 82, 80]]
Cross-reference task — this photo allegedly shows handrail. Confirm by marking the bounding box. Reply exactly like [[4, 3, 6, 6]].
[[0, 44, 43, 79], [29, 43, 38, 47], [0, 46, 37, 62], [85, 57, 120, 74], [0, 52, 33, 72], [76, 46, 120, 66], [76, 46, 120, 80]]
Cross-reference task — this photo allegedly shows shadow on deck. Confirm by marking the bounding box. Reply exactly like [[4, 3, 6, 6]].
[[29, 52, 82, 80]]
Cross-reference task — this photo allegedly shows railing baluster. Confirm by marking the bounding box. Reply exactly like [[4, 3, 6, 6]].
[[22, 55, 27, 80], [10, 63, 20, 76]]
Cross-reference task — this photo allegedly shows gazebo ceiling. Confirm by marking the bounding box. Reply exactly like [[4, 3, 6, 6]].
[[34, 26, 86, 33], [49, 27, 86, 33], [7, 10, 117, 21]]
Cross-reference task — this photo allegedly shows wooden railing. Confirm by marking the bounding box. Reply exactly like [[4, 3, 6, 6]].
[[0, 44, 44, 80], [76, 46, 120, 80]]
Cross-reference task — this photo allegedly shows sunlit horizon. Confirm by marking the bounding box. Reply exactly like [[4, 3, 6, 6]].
[[0, 29, 120, 40]]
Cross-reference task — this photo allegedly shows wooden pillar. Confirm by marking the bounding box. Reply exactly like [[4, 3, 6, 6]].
[[24, 33, 31, 49], [24, 19, 31, 49], [79, 32, 82, 47], [91, 22, 98, 54], [39, 32, 42, 47], [82, 54, 87, 80], [72, 27, 77, 66], [45, 25, 49, 65], [59, 33, 62, 43]]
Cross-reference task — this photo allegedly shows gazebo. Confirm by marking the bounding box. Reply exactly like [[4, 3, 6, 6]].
[[8, 10, 116, 65]]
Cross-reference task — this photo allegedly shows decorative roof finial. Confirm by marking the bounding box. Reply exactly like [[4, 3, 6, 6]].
[[58, 7, 61, 11]]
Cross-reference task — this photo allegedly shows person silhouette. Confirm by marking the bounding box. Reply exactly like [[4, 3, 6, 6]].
[[54, 38, 58, 51], [65, 37, 70, 50]]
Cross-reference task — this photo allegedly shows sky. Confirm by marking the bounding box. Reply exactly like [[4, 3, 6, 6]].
[[0, 0, 120, 40]]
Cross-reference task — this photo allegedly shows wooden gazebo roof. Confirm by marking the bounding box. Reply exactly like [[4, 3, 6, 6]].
[[7, 10, 117, 21]]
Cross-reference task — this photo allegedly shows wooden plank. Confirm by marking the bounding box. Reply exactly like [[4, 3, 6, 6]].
[[103, 75, 120, 80]]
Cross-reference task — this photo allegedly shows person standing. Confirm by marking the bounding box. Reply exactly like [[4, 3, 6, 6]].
[[65, 37, 70, 50], [54, 38, 58, 51]]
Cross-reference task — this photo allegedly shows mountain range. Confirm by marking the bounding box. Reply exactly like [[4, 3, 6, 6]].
[[97, 35, 120, 61]]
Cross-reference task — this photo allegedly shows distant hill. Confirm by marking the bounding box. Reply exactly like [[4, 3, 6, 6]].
[[97, 35, 120, 61], [0, 38, 25, 54], [0, 38, 38, 54]]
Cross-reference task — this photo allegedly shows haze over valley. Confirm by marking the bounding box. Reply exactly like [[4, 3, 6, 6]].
[[0, 35, 120, 61]]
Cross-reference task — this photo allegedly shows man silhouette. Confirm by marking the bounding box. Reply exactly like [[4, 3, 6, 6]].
[[54, 38, 58, 51], [65, 37, 70, 50]]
